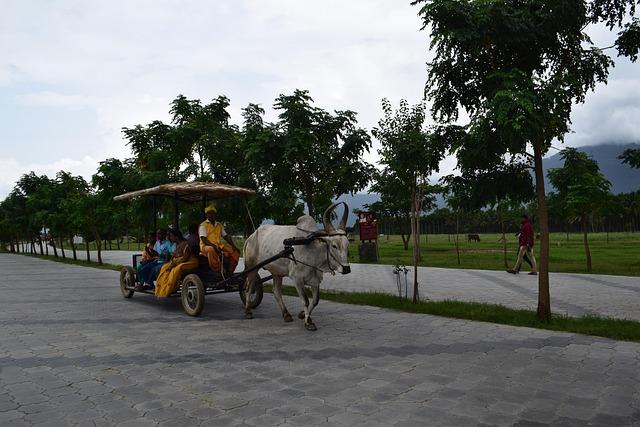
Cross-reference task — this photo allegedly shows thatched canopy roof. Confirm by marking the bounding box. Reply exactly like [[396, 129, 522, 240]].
[[113, 182, 256, 203]]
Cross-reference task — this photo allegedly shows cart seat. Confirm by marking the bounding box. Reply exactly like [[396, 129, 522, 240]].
[[192, 255, 235, 288]]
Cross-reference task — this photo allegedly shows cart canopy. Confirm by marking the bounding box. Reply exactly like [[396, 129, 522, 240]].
[[113, 182, 256, 203]]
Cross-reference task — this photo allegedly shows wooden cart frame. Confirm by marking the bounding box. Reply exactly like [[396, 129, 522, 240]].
[[114, 182, 294, 316]]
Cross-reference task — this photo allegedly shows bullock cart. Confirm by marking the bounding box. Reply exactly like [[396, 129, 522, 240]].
[[113, 182, 293, 317]]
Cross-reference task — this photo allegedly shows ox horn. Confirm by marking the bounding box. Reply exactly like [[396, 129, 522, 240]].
[[322, 203, 338, 233], [322, 202, 349, 233], [338, 202, 349, 231]]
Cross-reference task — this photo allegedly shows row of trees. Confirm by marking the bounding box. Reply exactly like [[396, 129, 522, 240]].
[[0, 90, 377, 264], [371, 190, 640, 241], [1, 92, 638, 293]]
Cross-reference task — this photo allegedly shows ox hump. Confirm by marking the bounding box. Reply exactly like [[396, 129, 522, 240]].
[[296, 215, 318, 232]]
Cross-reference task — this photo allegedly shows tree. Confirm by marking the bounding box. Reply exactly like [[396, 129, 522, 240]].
[[367, 170, 413, 250], [57, 172, 90, 260], [170, 94, 242, 183], [372, 99, 449, 303], [548, 148, 611, 271], [249, 90, 374, 218], [367, 170, 440, 251], [413, 0, 639, 320], [92, 158, 139, 248], [242, 103, 304, 226], [123, 120, 185, 186]]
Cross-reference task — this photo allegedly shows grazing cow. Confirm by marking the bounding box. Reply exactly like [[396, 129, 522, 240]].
[[243, 202, 351, 331], [467, 233, 481, 242]]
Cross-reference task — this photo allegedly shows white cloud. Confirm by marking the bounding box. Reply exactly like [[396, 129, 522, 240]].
[[566, 79, 640, 147], [0, 156, 100, 199], [0, 0, 638, 200], [15, 92, 94, 109]]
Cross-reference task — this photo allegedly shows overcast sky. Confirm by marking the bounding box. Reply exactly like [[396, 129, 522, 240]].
[[1, 0, 639, 199]]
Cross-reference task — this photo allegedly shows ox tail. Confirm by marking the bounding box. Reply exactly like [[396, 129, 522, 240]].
[[243, 227, 258, 269]]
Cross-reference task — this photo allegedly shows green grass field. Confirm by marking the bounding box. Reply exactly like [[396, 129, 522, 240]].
[[60, 231, 640, 276], [353, 232, 640, 276]]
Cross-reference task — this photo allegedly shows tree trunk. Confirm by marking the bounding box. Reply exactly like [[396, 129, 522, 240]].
[[70, 235, 77, 261], [51, 237, 58, 258], [85, 238, 91, 263], [533, 142, 551, 322], [415, 185, 423, 263], [305, 190, 315, 218], [117, 237, 120, 250], [38, 235, 44, 255], [501, 219, 508, 269], [455, 215, 461, 265], [95, 232, 103, 265], [400, 234, 409, 250], [411, 188, 420, 303], [59, 236, 66, 259], [582, 215, 592, 272]]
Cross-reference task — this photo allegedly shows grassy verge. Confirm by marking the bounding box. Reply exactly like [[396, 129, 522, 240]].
[[14, 252, 123, 272], [267, 285, 640, 342]]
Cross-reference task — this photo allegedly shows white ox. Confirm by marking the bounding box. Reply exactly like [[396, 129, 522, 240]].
[[243, 202, 351, 331]]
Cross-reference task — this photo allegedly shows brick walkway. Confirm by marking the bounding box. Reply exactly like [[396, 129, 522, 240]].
[[1, 253, 639, 426]]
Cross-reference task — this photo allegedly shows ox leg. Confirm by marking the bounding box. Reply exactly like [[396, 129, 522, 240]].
[[243, 270, 256, 319], [298, 282, 320, 319], [293, 280, 316, 331], [272, 276, 293, 322]]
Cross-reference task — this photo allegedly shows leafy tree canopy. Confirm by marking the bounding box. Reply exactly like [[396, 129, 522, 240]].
[[246, 89, 374, 218]]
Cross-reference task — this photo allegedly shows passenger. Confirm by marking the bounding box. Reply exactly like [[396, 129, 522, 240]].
[[186, 224, 200, 256], [142, 232, 158, 260], [155, 228, 198, 298], [137, 232, 158, 278], [199, 203, 240, 275], [136, 228, 173, 290]]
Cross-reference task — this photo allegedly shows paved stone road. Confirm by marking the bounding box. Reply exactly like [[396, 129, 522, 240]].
[[1, 253, 640, 426], [86, 250, 640, 321]]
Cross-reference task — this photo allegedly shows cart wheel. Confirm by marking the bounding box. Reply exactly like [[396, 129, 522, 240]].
[[119, 266, 135, 298], [181, 274, 205, 317], [240, 278, 264, 309]]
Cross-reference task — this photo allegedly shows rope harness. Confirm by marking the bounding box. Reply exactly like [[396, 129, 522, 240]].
[[284, 228, 348, 275]]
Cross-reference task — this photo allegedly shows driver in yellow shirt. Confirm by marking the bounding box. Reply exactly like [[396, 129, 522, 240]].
[[199, 203, 240, 275]]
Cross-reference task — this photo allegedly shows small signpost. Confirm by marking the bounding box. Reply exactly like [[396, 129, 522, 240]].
[[358, 211, 378, 262]]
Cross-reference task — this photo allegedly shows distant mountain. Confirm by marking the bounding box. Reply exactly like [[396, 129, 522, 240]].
[[338, 143, 640, 223], [334, 193, 381, 228], [544, 143, 640, 194]]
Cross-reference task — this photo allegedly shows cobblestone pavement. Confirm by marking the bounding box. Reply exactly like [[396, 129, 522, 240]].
[[88, 250, 640, 321], [1, 253, 640, 426]]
